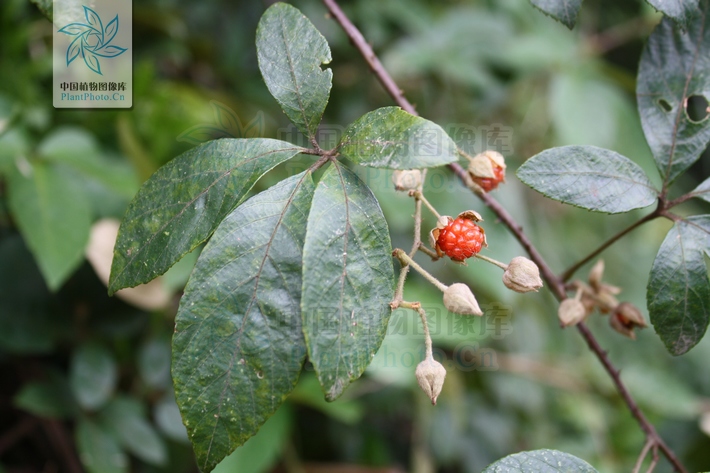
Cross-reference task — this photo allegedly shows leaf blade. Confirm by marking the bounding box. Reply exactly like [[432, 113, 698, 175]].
[[6, 163, 91, 291], [338, 107, 459, 169], [637, 2, 710, 185], [108, 138, 304, 293], [646, 0, 700, 28], [70, 342, 118, 411], [690, 176, 710, 202], [528, 0, 583, 29], [647, 216, 710, 355], [172, 171, 314, 472], [302, 163, 395, 401], [482, 449, 598, 473], [76, 417, 128, 473], [516, 145, 658, 213], [256, 3, 332, 140]]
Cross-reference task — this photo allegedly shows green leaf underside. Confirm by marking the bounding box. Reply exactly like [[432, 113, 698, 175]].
[[528, 0, 583, 29], [338, 107, 459, 169], [646, 0, 700, 29], [647, 215, 710, 355], [516, 145, 658, 213], [482, 449, 598, 473], [637, 1, 710, 185], [690, 176, 710, 202], [108, 138, 304, 293], [7, 163, 91, 291], [302, 163, 395, 401], [172, 171, 315, 473], [256, 2, 332, 140]]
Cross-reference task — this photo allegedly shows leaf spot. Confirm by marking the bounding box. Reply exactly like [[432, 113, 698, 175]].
[[658, 99, 672, 112]]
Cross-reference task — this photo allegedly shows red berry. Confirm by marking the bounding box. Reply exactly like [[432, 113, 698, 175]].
[[436, 218, 485, 261], [472, 165, 505, 192]]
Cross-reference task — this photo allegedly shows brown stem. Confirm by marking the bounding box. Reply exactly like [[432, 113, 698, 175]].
[[41, 419, 84, 473], [322, 0, 417, 116], [322, 1, 688, 471]]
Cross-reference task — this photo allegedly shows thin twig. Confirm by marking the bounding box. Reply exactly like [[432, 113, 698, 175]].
[[393, 249, 448, 293], [322, 2, 688, 471], [393, 170, 428, 304], [41, 419, 83, 473], [411, 190, 441, 219], [561, 205, 662, 282], [322, 0, 417, 115], [647, 446, 660, 473], [633, 439, 655, 473], [413, 304, 433, 358], [474, 253, 508, 270]]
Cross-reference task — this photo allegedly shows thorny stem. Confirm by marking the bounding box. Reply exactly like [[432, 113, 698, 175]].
[[393, 249, 448, 293], [323, 1, 688, 471]]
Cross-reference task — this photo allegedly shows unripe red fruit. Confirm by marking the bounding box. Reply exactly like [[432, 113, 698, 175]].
[[436, 218, 485, 261], [472, 165, 505, 192]]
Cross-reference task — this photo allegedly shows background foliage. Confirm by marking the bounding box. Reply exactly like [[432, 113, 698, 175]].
[[1, 0, 710, 472]]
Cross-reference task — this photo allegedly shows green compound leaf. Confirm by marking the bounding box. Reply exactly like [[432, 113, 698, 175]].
[[6, 162, 91, 291], [646, 0, 700, 29], [109, 139, 304, 293], [637, 1, 710, 186], [528, 0, 583, 29], [338, 107, 458, 169], [516, 145, 658, 213], [302, 163, 395, 401], [482, 449, 598, 473], [256, 3, 332, 141], [648, 216, 710, 355], [172, 171, 315, 473]]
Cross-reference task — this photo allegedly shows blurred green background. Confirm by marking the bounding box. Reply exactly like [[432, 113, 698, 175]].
[[1, 0, 710, 472]]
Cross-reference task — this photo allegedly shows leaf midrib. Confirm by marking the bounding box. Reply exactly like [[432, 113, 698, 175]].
[[111, 144, 303, 289], [200, 172, 310, 469]]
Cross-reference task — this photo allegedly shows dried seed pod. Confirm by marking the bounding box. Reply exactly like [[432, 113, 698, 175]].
[[467, 151, 506, 192], [392, 169, 422, 191], [558, 298, 587, 327], [609, 302, 647, 339], [443, 283, 483, 315], [503, 256, 543, 293], [415, 357, 447, 405]]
